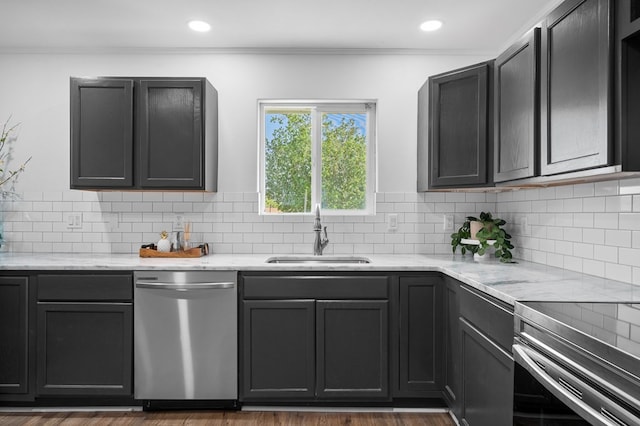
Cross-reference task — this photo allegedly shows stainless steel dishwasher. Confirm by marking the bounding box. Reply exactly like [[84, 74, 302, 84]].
[[134, 270, 237, 409]]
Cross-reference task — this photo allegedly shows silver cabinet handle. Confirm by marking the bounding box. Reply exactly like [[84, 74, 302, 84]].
[[135, 281, 234, 290]]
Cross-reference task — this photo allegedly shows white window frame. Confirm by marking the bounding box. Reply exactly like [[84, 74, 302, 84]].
[[258, 99, 377, 215]]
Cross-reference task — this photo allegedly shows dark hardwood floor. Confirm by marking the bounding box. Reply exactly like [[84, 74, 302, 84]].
[[0, 410, 455, 426]]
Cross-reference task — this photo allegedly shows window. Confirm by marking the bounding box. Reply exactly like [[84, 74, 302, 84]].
[[259, 100, 376, 215]]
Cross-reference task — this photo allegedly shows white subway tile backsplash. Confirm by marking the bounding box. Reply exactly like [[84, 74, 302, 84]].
[[594, 213, 619, 229], [583, 228, 605, 245], [606, 263, 632, 283], [495, 179, 640, 286], [619, 248, 640, 266], [573, 183, 595, 198], [606, 196, 633, 213], [605, 230, 632, 248], [594, 245, 618, 263], [556, 186, 574, 199], [595, 181, 619, 196], [3, 181, 640, 287], [619, 213, 640, 230], [583, 197, 606, 212], [619, 178, 640, 195]]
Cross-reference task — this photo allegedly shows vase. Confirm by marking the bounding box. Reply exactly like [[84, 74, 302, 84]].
[[470, 220, 494, 240]]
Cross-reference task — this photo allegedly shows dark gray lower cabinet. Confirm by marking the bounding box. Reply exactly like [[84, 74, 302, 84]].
[[443, 277, 461, 418], [240, 273, 390, 402], [241, 298, 389, 401], [0, 276, 30, 397], [458, 285, 514, 426], [316, 300, 388, 399], [394, 276, 442, 397], [242, 300, 316, 399], [36, 273, 133, 397], [459, 319, 513, 426], [37, 303, 132, 396]]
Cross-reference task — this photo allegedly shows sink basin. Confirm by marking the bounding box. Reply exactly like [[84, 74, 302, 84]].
[[265, 255, 371, 264]]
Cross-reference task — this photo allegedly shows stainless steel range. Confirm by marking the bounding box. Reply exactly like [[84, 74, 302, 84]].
[[513, 301, 640, 425]]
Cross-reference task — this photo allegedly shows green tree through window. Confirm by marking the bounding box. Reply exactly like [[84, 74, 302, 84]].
[[265, 112, 312, 212], [321, 114, 367, 210], [262, 103, 373, 214]]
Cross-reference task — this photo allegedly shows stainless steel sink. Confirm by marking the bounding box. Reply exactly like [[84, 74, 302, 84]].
[[265, 255, 371, 264]]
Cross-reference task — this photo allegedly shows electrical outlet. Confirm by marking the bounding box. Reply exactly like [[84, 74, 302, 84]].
[[443, 214, 454, 231], [173, 214, 185, 231], [388, 214, 398, 231], [67, 213, 82, 229]]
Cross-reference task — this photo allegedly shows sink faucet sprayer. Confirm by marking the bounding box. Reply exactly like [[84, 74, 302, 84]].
[[313, 204, 329, 255]]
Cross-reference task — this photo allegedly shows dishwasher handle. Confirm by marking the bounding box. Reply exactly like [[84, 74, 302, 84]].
[[135, 281, 235, 291]]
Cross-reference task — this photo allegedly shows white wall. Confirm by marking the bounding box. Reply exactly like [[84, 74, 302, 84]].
[[0, 51, 490, 193]]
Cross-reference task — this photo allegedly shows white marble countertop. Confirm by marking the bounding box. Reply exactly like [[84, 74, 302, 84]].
[[1, 252, 639, 305]]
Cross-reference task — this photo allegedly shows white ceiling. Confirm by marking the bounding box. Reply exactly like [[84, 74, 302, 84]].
[[0, 0, 562, 53]]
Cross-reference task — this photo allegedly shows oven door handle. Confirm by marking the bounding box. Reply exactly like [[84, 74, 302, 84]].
[[513, 343, 636, 426]]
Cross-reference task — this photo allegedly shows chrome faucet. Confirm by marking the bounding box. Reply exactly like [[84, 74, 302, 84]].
[[313, 204, 329, 255]]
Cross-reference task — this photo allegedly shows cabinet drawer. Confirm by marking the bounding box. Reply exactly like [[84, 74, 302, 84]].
[[459, 285, 513, 352], [242, 275, 389, 299], [37, 274, 132, 301]]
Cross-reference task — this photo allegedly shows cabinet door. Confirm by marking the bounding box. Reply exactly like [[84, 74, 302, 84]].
[[617, 0, 640, 37], [138, 79, 204, 189], [617, 1, 640, 172], [428, 62, 491, 188], [241, 300, 315, 400], [494, 29, 540, 182], [540, 0, 612, 175], [460, 318, 514, 426], [70, 78, 134, 188], [0, 277, 29, 395], [443, 277, 461, 419], [37, 303, 132, 396], [396, 276, 442, 397], [316, 300, 389, 399]]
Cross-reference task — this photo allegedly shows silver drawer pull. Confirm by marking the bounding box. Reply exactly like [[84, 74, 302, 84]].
[[558, 377, 583, 400], [600, 407, 628, 426]]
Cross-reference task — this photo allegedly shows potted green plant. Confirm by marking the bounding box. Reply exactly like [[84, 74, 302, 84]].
[[450, 212, 515, 263]]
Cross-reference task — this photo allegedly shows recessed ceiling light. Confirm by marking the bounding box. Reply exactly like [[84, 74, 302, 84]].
[[188, 20, 211, 32], [420, 20, 443, 32]]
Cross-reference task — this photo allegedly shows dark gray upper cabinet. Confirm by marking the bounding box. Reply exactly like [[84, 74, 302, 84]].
[[0, 276, 30, 399], [418, 61, 493, 190], [616, 0, 640, 172], [70, 77, 218, 191], [494, 28, 540, 182], [540, 0, 612, 176], [70, 78, 134, 188]]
